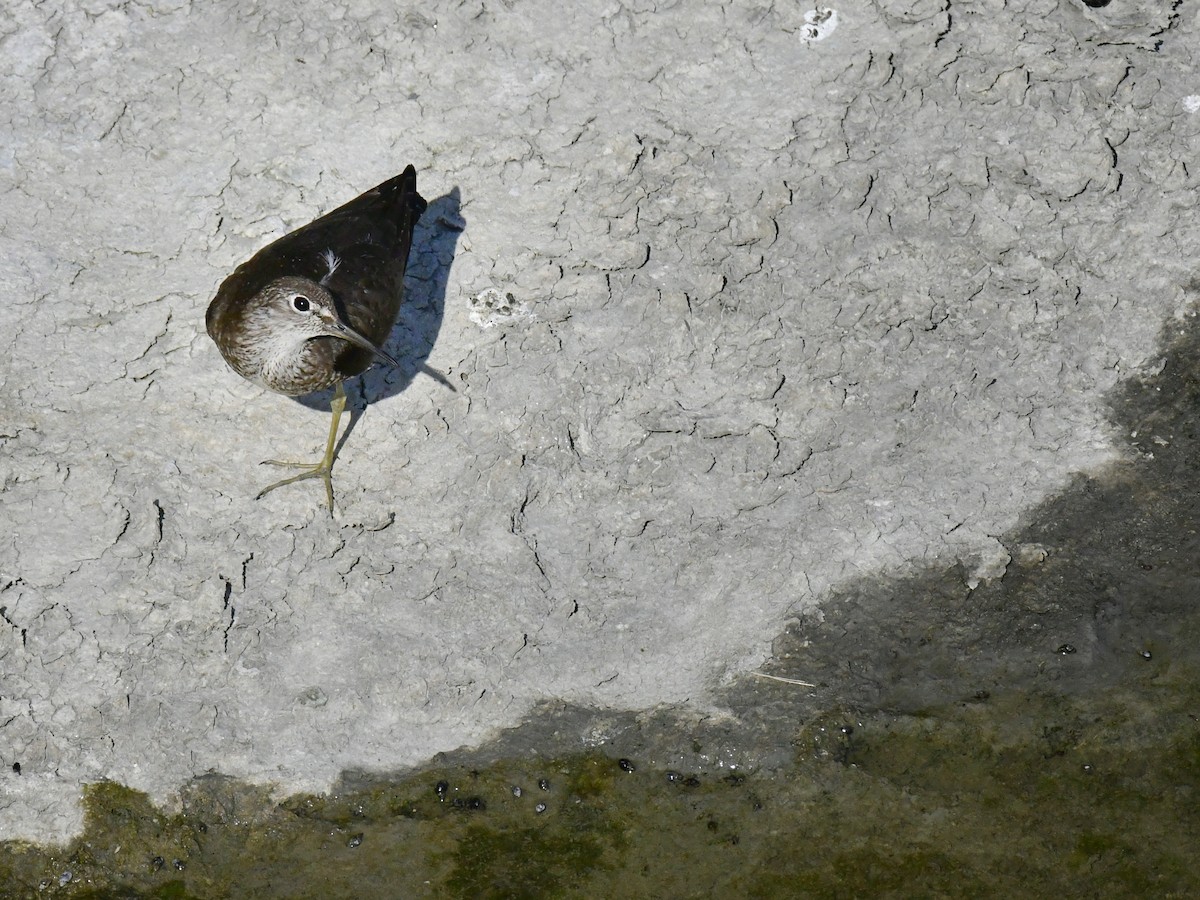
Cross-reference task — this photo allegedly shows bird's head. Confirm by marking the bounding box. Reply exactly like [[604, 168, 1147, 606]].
[[253, 275, 400, 367]]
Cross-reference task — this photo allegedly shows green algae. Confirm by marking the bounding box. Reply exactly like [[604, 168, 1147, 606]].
[[3, 675, 1198, 899]]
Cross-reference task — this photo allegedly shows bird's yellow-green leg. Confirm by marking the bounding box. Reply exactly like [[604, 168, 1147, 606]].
[[257, 381, 347, 512]]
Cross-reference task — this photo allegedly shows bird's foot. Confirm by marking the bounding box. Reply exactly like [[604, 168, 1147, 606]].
[[257, 459, 336, 512]]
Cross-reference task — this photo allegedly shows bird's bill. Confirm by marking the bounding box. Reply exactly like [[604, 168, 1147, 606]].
[[322, 318, 401, 369]]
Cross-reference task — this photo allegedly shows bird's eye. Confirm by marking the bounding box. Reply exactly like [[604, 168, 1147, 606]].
[[292, 295, 311, 312]]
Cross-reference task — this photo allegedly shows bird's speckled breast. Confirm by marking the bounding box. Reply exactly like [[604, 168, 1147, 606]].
[[213, 298, 344, 396]]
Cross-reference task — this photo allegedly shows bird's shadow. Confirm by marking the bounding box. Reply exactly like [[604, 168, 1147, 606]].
[[291, 187, 464, 455]]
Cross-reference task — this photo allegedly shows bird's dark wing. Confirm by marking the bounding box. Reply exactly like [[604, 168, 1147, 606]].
[[319, 166, 427, 375], [209, 166, 428, 380]]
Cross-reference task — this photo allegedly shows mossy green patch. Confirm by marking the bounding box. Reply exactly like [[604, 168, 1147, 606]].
[[4, 676, 1200, 900]]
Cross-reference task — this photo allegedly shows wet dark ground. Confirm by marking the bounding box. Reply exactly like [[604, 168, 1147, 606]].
[[4, 315, 1200, 897]]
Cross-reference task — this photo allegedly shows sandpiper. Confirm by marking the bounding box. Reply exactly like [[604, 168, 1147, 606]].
[[206, 165, 429, 511]]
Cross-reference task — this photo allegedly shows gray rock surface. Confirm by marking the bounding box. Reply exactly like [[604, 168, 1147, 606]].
[[0, 0, 1194, 842]]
